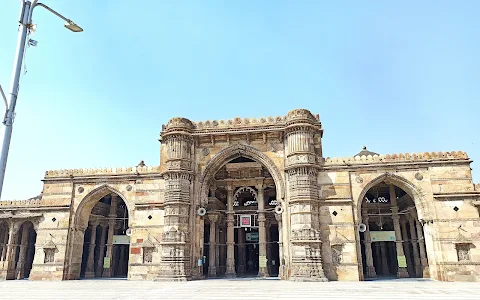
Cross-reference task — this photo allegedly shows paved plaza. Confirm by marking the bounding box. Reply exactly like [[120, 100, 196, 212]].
[[0, 278, 478, 299]]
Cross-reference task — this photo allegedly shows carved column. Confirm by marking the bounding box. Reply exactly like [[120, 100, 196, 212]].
[[103, 195, 117, 278], [257, 182, 268, 277], [266, 220, 271, 276], [275, 213, 284, 279], [285, 110, 327, 282], [1, 228, 8, 261], [389, 184, 409, 278], [407, 217, 421, 277], [85, 220, 99, 278], [208, 214, 218, 277], [414, 216, 429, 277], [400, 219, 413, 276], [95, 224, 108, 277], [362, 210, 376, 278], [15, 224, 30, 279], [237, 225, 245, 274], [158, 118, 195, 281], [5, 221, 17, 279], [379, 242, 390, 275], [225, 184, 236, 277], [215, 220, 220, 273]]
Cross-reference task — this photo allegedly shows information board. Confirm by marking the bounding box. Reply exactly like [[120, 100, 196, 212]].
[[259, 256, 267, 268], [103, 257, 111, 269], [240, 215, 252, 227], [370, 231, 396, 242], [113, 235, 130, 245], [397, 255, 407, 268]]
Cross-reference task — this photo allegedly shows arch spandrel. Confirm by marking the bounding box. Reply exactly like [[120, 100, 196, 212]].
[[73, 184, 132, 230], [354, 172, 428, 221], [196, 144, 285, 206]]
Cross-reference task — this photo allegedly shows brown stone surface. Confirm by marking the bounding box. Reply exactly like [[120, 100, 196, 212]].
[[0, 108, 478, 282]]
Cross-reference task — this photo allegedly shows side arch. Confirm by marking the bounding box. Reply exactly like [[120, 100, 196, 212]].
[[196, 144, 285, 206], [357, 172, 427, 220], [74, 184, 132, 230]]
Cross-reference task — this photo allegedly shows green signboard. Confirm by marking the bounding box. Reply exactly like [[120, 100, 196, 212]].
[[370, 231, 396, 242], [259, 256, 267, 268], [397, 255, 407, 268], [103, 257, 111, 269]]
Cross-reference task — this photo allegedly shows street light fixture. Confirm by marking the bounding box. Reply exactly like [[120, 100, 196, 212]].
[[0, 0, 83, 199]]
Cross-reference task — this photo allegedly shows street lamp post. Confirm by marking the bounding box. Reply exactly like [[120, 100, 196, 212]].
[[0, 0, 83, 199]]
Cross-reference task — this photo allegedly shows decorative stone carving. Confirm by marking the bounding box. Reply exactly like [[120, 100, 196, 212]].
[[356, 176, 363, 184], [415, 172, 424, 181], [202, 148, 209, 156]]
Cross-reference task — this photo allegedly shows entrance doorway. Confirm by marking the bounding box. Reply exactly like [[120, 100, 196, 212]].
[[79, 193, 130, 279], [359, 181, 430, 280], [14, 221, 36, 279]]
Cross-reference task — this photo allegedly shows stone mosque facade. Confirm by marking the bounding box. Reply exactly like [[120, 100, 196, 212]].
[[0, 109, 479, 282]]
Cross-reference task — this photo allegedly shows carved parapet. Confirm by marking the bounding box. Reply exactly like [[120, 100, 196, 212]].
[[324, 150, 470, 167], [194, 115, 286, 130], [0, 199, 42, 207], [44, 165, 162, 179]]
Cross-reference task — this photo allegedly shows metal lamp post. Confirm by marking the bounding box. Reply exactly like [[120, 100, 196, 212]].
[[0, 0, 83, 199]]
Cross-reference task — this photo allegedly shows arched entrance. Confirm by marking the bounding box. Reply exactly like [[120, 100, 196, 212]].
[[203, 155, 282, 278], [359, 178, 429, 280], [14, 221, 37, 279], [74, 190, 130, 279]]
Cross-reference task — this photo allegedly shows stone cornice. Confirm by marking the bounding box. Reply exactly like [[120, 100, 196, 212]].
[[324, 151, 469, 167], [323, 155, 471, 171], [43, 165, 163, 180], [163, 109, 323, 137]]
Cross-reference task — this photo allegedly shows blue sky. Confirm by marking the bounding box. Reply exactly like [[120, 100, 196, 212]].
[[0, 1, 479, 199]]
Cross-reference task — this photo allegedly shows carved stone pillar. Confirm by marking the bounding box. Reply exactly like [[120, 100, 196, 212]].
[[5, 221, 17, 279], [1, 227, 8, 261], [208, 214, 218, 277], [15, 224, 30, 279], [414, 217, 430, 277], [85, 221, 99, 278], [266, 220, 272, 276], [285, 110, 327, 281], [257, 183, 268, 277], [362, 211, 376, 278], [215, 220, 220, 273], [275, 213, 284, 279], [158, 119, 194, 281], [237, 225, 245, 274], [400, 219, 413, 276], [225, 184, 236, 277], [408, 217, 421, 277], [103, 195, 117, 278], [379, 242, 390, 275], [95, 224, 108, 277], [389, 184, 409, 278]]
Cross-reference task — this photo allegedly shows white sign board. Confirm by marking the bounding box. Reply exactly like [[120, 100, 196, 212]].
[[113, 235, 130, 245], [370, 231, 396, 242]]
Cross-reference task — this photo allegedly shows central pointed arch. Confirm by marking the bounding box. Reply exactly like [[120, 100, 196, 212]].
[[197, 144, 285, 205]]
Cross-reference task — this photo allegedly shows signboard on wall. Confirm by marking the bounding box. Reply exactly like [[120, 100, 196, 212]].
[[259, 256, 267, 268], [370, 231, 396, 242], [103, 257, 111, 269], [397, 256, 407, 268], [246, 232, 259, 242], [113, 235, 130, 245], [240, 215, 252, 228]]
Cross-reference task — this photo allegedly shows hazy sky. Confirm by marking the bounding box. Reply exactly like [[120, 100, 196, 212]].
[[0, 1, 478, 200]]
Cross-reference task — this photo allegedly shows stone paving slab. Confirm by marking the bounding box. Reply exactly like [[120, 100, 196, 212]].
[[0, 278, 478, 300]]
